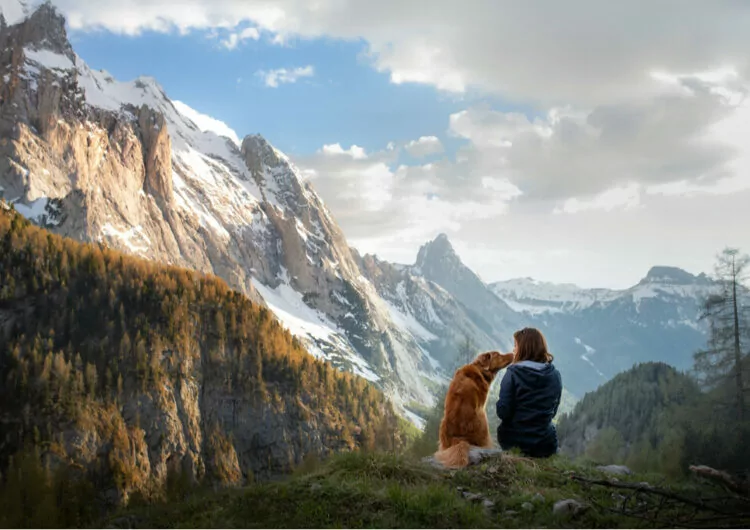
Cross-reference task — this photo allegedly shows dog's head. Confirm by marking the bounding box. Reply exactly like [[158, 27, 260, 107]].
[[473, 351, 514, 376]]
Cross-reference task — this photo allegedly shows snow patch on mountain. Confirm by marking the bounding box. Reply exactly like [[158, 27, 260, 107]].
[[382, 299, 438, 343], [10, 196, 49, 224], [574, 337, 596, 355], [491, 277, 619, 314], [23, 47, 73, 70], [493, 272, 713, 316], [0, 0, 27, 26], [100, 224, 151, 254], [250, 269, 381, 383], [574, 338, 605, 378], [172, 100, 241, 147], [403, 409, 426, 430], [629, 281, 712, 313]]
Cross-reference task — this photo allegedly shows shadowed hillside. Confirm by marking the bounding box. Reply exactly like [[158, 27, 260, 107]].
[[0, 203, 408, 525]]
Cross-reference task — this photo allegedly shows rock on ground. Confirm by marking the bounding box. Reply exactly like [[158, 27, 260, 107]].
[[553, 499, 588, 517], [421, 446, 504, 469], [596, 464, 633, 476]]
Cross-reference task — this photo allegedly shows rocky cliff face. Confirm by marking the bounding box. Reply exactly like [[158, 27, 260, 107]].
[[0, 3, 446, 423]]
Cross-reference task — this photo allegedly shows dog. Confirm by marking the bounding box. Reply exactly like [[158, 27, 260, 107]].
[[433, 351, 514, 468]]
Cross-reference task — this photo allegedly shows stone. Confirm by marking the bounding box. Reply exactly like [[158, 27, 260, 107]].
[[521, 502, 534, 511], [462, 491, 483, 502], [552, 499, 587, 517], [482, 499, 495, 509], [467, 446, 503, 465], [596, 464, 633, 476], [532, 493, 545, 503]]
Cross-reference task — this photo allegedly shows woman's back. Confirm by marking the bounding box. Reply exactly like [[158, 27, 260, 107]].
[[495, 328, 563, 458], [496, 362, 562, 445]]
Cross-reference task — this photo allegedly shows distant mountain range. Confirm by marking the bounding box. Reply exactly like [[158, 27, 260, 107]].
[[491, 267, 719, 395], [0, 1, 729, 423]]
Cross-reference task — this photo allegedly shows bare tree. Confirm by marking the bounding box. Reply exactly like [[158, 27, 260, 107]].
[[694, 248, 750, 421]]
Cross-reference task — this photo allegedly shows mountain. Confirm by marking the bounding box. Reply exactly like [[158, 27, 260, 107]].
[[556, 362, 702, 474], [0, 2, 733, 425], [356, 234, 523, 369], [491, 267, 720, 396], [0, 205, 407, 503], [411, 234, 522, 347], [0, 2, 448, 424]]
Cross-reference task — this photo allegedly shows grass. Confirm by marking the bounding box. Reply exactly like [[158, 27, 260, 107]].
[[101, 451, 750, 529]]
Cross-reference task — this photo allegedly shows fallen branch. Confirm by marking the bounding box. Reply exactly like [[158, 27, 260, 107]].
[[689, 465, 749, 498], [569, 474, 729, 515], [590, 499, 693, 529]]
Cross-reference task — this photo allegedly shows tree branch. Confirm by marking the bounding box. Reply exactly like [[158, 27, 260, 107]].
[[569, 474, 730, 515], [689, 465, 749, 498]]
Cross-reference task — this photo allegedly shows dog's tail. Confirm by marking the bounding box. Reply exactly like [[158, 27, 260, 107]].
[[433, 440, 471, 469]]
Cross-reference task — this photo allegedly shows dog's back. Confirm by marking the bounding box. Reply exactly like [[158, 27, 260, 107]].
[[434, 352, 513, 468], [439, 365, 492, 451]]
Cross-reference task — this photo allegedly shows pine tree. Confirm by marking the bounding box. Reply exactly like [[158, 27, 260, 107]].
[[455, 334, 475, 371], [693, 247, 749, 421]]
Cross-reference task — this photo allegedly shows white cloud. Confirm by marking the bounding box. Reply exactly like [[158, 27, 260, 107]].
[[220, 26, 260, 49], [51, 0, 750, 105], [320, 143, 367, 160], [172, 99, 241, 146], [294, 140, 521, 246], [298, 144, 396, 216], [553, 183, 642, 214], [404, 136, 443, 158], [256, 65, 314, 87], [447, 69, 747, 202]]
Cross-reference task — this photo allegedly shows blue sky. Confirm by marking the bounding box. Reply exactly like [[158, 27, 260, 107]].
[[70, 28, 518, 161]]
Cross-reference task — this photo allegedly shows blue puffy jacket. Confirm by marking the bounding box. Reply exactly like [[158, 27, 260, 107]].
[[495, 360, 562, 457]]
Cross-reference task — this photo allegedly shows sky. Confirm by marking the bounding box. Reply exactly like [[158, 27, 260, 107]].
[[8, 0, 750, 288]]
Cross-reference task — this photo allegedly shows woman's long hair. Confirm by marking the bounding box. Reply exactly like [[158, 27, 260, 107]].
[[513, 327, 554, 364]]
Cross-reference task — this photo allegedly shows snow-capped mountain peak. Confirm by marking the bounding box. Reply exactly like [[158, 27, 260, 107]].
[[490, 267, 725, 396], [490, 277, 619, 315]]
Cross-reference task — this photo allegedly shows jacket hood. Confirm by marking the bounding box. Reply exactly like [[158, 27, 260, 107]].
[[509, 361, 558, 386]]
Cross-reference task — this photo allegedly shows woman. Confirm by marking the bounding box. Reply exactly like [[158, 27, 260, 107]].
[[496, 327, 562, 458]]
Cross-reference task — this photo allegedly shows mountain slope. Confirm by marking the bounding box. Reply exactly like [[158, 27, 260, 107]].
[[0, 2, 446, 423], [556, 362, 701, 457], [491, 267, 721, 396], [357, 235, 525, 370], [0, 205, 405, 503], [412, 234, 522, 347]]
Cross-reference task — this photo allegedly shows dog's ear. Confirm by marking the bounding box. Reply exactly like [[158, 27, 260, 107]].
[[475, 351, 492, 368]]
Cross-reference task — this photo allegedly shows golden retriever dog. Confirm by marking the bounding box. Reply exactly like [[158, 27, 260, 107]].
[[434, 351, 514, 468]]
